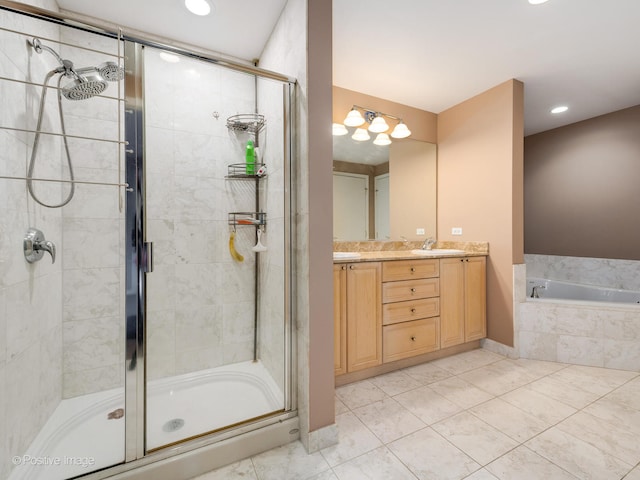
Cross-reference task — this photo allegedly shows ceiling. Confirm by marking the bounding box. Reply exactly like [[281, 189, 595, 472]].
[[55, 0, 640, 136]]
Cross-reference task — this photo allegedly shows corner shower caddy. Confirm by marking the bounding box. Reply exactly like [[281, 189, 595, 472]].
[[226, 113, 266, 363], [226, 113, 267, 227]]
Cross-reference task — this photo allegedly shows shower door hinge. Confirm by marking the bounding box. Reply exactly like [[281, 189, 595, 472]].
[[142, 242, 153, 273]]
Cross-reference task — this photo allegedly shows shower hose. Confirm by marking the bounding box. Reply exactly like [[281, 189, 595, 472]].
[[27, 69, 76, 208]]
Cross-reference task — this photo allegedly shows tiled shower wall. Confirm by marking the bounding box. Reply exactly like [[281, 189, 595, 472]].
[[1, 2, 64, 478], [58, 28, 125, 398], [145, 48, 287, 386]]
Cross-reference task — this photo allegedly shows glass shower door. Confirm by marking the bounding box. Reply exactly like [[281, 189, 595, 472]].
[[142, 45, 291, 450]]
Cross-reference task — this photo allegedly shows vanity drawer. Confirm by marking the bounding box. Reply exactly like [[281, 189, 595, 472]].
[[382, 278, 439, 303], [383, 317, 440, 363], [382, 298, 440, 325], [382, 259, 439, 282]]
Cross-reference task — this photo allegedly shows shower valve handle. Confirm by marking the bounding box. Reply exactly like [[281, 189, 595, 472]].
[[24, 228, 56, 264]]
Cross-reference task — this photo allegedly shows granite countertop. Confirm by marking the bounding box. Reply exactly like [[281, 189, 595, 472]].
[[332, 241, 489, 263]]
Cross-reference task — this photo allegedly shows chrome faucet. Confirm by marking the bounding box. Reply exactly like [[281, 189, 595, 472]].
[[421, 237, 436, 250], [24, 228, 56, 264], [530, 285, 546, 298]]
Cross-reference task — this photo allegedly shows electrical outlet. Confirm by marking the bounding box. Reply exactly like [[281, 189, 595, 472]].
[[416, 228, 425, 235], [452, 227, 463, 235]]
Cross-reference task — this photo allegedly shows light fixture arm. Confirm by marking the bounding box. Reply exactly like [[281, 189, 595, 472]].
[[350, 104, 404, 123]]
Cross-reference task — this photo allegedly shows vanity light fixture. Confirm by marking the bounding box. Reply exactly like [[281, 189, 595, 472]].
[[352, 128, 370, 141], [338, 104, 412, 143], [528, 0, 549, 4], [551, 105, 569, 114], [332, 123, 348, 136], [373, 133, 391, 146], [185, 0, 211, 16]]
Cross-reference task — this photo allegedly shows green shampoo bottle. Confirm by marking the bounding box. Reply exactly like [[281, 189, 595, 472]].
[[245, 140, 256, 175]]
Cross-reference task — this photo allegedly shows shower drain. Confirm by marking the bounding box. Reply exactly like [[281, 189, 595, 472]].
[[163, 418, 185, 433]]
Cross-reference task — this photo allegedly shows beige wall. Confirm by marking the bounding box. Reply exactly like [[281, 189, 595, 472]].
[[306, 0, 335, 433], [333, 86, 437, 143], [525, 105, 640, 260], [437, 79, 524, 347]]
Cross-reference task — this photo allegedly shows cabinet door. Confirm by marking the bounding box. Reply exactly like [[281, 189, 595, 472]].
[[439, 258, 465, 348], [333, 264, 347, 376], [464, 257, 486, 342], [346, 262, 382, 372]]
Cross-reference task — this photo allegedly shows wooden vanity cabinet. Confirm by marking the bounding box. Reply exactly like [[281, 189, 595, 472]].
[[333, 264, 347, 375], [381, 259, 440, 363], [439, 256, 486, 348], [334, 262, 382, 375]]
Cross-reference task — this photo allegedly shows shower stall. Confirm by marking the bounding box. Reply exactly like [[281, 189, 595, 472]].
[[0, 3, 296, 480]]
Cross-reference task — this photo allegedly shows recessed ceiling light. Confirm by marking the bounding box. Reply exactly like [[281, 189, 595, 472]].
[[185, 0, 211, 16], [159, 52, 180, 63], [528, 0, 549, 4], [551, 105, 569, 114]]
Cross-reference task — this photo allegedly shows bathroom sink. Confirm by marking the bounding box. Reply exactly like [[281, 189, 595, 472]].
[[410, 249, 466, 256], [333, 251, 361, 260]]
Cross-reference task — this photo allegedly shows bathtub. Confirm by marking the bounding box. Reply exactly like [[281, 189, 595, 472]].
[[520, 278, 640, 371], [527, 277, 640, 304], [9, 360, 284, 480]]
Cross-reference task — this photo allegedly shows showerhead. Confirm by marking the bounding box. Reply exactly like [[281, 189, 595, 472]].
[[29, 36, 123, 98], [96, 61, 124, 82], [62, 73, 108, 100]]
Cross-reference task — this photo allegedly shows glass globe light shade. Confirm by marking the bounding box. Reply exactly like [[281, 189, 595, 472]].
[[368, 115, 389, 133], [373, 133, 391, 146], [390, 122, 411, 139], [344, 109, 365, 127], [351, 128, 370, 141]]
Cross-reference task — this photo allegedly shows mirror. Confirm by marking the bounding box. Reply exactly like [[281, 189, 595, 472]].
[[333, 135, 436, 241]]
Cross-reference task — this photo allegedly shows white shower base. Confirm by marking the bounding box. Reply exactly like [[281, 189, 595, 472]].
[[9, 361, 283, 480]]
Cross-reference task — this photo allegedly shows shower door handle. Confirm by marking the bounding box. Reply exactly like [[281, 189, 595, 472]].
[[142, 241, 153, 273]]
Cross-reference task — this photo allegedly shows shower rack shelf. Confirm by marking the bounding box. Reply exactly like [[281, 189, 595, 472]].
[[226, 113, 266, 134], [228, 211, 266, 227], [225, 163, 266, 179]]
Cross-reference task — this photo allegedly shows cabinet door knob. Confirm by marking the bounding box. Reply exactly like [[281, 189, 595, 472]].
[[341, 265, 346, 270], [349, 265, 355, 270], [410, 336, 416, 341]]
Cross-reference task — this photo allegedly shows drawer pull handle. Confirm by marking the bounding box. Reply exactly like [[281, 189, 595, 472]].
[[410, 336, 416, 341], [410, 288, 416, 293], [410, 308, 416, 313], [410, 267, 415, 272]]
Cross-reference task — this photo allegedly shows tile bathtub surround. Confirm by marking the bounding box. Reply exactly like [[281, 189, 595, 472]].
[[519, 300, 640, 371], [525, 254, 640, 291], [189, 348, 640, 480]]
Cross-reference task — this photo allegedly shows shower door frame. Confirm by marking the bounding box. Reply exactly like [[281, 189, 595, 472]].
[[123, 40, 298, 462], [0, 1, 298, 477]]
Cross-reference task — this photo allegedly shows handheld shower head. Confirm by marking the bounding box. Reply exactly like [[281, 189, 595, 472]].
[[61, 73, 108, 100]]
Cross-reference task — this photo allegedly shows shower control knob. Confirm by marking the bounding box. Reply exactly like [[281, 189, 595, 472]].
[[24, 227, 56, 264]]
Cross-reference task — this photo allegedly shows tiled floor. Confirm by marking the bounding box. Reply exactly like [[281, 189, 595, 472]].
[[191, 349, 640, 480]]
